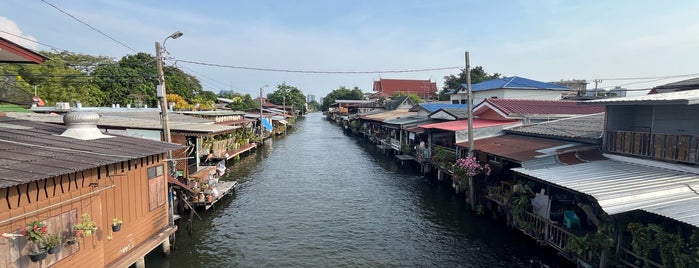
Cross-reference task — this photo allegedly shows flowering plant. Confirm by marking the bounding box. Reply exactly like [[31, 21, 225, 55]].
[[22, 221, 48, 243], [74, 213, 97, 237], [454, 156, 491, 177]]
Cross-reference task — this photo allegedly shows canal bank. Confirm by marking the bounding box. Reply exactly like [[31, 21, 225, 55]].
[[146, 112, 570, 267]]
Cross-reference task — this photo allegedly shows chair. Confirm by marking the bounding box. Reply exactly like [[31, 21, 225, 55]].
[[564, 210, 581, 229]]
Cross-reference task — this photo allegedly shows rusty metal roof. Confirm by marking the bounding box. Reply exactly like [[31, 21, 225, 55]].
[[0, 116, 183, 188], [464, 134, 594, 162]]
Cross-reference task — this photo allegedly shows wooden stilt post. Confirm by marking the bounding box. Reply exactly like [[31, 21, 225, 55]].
[[135, 257, 146, 268], [162, 239, 171, 256]]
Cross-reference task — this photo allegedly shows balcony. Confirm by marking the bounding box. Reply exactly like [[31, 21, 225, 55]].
[[604, 130, 699, 164]]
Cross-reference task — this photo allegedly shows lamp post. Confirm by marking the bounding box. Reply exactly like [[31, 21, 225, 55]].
[[259, 85, 268, 136], [156, 31, 183, 144], [156, 31, 182, 238]]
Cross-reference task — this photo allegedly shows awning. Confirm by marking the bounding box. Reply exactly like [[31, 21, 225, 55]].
[[168, 176, 194, 193], [513, 156, 699, 228]]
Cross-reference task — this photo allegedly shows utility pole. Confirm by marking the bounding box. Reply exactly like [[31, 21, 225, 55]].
[[156, 41, 171, 144], [593, 79, 602, 96], [466, 51, 474, 157], [156, 31, 183, 250], [465, 51, 476, 211]]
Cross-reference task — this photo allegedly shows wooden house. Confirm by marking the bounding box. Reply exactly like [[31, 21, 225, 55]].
[[0, 112, 182, 267]]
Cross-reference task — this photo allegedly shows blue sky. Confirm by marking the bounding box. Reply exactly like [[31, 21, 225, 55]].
[[2, 0, 698, 98]]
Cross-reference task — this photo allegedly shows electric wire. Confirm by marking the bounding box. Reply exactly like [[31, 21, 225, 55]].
[[176, 59, 462, 74], [39, 0, 139, 53]]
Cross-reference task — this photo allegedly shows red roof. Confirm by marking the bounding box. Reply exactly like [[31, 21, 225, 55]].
[[373, 79, 437, 98], [474, 98, 605, 116], [0, 36, 46, 64], [419, 119, 518, 131]]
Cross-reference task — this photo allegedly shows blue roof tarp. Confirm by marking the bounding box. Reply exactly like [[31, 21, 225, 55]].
[[261, 118, 273, 131]]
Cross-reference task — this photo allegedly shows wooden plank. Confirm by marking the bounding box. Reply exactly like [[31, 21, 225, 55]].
[[104, 226, 176, 268], [624, 132, 633, 153], [614, 132, 624, 152], [665, 135, 677, 160], [633, 133, 642, 155], [676, 135, 690, 161], [653, 134, 665, 158]]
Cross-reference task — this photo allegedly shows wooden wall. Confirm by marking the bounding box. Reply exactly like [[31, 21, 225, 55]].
[[0, 153, 170, 268]]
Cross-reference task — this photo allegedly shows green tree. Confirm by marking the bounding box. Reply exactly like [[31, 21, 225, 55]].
[[321, 86, 364, 111], [267, 82, 306, 114], [164, 66, 203, 101], [439, 66, 502, 101], [392, 92, 423, 104], [15, 53, 105, 106], [307, 100, 320, 112], [219, 91, 258, 111], [93, 52, 155, 106]]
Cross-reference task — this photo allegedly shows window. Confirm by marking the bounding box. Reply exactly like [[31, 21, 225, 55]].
[[148, 165, 166, 210]]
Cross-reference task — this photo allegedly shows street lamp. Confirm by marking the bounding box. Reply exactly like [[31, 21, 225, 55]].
[[156, 31, 183, 144]]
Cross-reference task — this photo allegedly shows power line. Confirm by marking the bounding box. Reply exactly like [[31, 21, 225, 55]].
[[0, 29, 68, 52], [40, 0, 138, 53], [595, 73, 699, 81], [176, 59, 462, 74]]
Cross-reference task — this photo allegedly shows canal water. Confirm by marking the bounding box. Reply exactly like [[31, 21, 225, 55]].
[[146, 112, 569, 268]]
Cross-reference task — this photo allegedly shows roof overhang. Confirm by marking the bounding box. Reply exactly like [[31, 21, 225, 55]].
[[0, 36, 46, 64]]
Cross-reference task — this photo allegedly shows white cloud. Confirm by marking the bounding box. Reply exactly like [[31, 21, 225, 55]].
[[0, 16, 38, 49]]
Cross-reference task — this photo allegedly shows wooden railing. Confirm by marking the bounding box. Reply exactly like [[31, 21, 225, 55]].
[[519, 212, 575, 250], [617, 247, 663, 268], [390, 138, 401, 151], [605, 130, 699, 164], [517, 211, 597, 265]]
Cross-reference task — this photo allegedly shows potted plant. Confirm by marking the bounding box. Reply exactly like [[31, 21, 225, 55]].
[[112, 218, 123, 232], [44, 233, 62, 254], [22, 220, 48, 262], [64, 236, 79, 246], [74, 213, 97, 237]]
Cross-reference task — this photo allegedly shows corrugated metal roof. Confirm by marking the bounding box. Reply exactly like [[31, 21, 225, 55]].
[[505, 113, 605, 143], [585, 89, 699, 105], [0, 116, 183, 188], [383, 116, 431, 126], [411, 103, 468, 112], [179, 111, 246, 116], [420, 119, 518, 131], [360, 109, 414, 122], [475, 99, 606, 116], [462, 76, 569, 92], [512, 157, 699, 227], [4, 112, 238, 134], [429, 108, 471, 120], [461, 134, 589, 162]]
